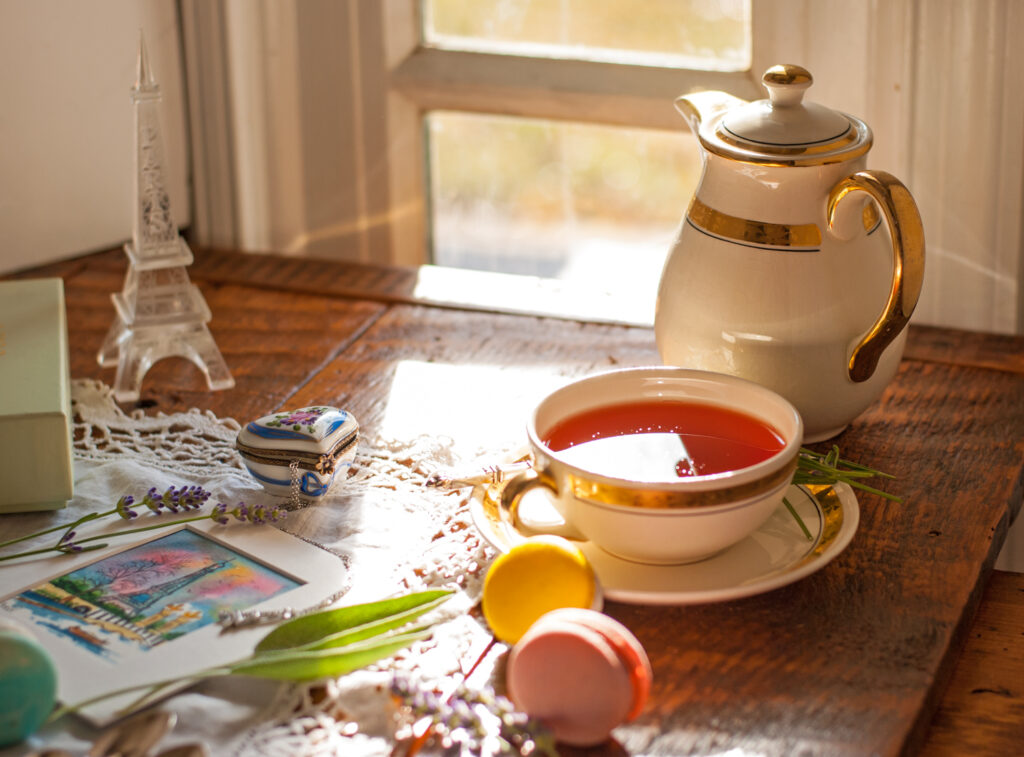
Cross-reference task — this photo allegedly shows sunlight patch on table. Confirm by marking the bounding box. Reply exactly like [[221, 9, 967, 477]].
[[378, 360, 569, 458], [411, 265, 653, 326]]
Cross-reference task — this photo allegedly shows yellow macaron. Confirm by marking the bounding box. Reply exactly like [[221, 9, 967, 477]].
[[482, 535, 600, 644]]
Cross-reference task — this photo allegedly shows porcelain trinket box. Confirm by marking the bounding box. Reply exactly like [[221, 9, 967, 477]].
[[236, 406, 358, 499]]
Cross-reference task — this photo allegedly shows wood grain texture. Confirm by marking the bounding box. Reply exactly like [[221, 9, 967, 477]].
[[190, 247, 421, 304], [6, 248, 1024, 756], [904, 324, 1024, 375], [919, 570, 1024, 756], [19, 248, 387, 421]]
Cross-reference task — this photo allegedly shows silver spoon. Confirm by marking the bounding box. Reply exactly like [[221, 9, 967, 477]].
[[88, 710, 176, 757]]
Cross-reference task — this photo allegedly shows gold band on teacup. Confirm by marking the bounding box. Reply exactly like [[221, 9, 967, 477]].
[[687, 197, 881, 250], [563, 456, 799, 510]]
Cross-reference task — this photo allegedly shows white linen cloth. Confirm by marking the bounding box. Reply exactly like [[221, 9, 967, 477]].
[[0, 380, 501, 757]]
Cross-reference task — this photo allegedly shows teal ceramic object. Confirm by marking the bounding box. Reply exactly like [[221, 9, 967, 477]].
[[0, 630, 58, 745]]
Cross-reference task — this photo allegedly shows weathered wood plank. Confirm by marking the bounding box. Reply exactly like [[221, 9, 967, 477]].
[[920, 569, 1024, 756], [190, 247, 420, 304], [41, 250, 387, 422], [904, 324, 1024, 376]]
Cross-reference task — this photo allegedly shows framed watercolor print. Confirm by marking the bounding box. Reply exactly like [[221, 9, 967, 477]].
[[0, 521, 346, 724]]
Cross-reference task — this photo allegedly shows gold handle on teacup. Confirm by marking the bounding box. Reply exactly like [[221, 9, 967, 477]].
[[499, 469, 586, 541], [826, 170, 925, 383]]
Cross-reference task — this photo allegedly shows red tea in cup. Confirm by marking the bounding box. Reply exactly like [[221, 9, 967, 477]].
[[541, 400, 784, 482], [503, 367, 803, 563]]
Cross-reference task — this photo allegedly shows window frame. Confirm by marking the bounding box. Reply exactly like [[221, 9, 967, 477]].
[[379, 0, 775, 265]]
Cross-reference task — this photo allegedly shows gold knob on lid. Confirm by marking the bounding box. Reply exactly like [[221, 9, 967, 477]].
[[762, 64, 813, 107]]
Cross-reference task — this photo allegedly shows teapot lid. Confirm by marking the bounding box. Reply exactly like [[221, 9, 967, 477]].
[[704, 64, 871, 166]]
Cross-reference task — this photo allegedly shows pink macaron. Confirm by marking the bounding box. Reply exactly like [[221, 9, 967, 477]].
[[506, 608, 652, 747]]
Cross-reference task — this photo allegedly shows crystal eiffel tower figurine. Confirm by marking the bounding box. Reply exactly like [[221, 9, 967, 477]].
[[98, 33, 234, 402]]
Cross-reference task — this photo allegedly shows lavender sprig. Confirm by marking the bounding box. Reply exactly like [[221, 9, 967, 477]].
[[390, 677, 557, 757], [211, 502, 287, 525], [54, 530, 107, 556], [114, 495, 138, 520], [0, 486, 286, 564]]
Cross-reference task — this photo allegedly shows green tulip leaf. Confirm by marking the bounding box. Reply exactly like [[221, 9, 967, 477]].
[[297, 595, 454, 652], [51, 589, 453, 719], [255, 589, 452, 653], [232, 627, 433, 681]]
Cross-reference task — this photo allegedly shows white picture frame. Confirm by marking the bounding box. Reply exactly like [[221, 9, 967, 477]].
[[0, 520, 346, 725]]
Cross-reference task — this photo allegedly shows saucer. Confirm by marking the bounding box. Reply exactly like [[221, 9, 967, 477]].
[[469, 481, 859, 605]]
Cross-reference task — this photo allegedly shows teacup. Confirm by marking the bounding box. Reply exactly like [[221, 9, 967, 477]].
[[500, 367, 803, 565]]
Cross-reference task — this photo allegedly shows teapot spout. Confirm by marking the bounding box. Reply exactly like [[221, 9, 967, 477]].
[[674, 91, 747, 137]]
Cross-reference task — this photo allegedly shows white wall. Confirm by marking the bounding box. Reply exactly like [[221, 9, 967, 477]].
[[0, 0, 190, 274]]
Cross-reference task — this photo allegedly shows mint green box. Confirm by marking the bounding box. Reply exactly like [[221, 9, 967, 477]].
[[0, 278, 73, 512]]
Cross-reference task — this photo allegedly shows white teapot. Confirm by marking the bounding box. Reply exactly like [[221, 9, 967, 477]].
[[655, 64, 925, 441]]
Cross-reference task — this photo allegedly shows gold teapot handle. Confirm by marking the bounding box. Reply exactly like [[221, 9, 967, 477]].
[[827, 170, 925, 383]]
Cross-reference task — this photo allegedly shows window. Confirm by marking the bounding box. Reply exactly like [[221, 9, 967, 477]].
[[423, 0, 750, 70], [420, 0, 742, 293], [426, 112, 701, 293], [381, 0, 762, 318]]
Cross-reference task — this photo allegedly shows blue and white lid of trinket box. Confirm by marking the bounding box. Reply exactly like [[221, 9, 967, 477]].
[[236, 406, 359, 499]]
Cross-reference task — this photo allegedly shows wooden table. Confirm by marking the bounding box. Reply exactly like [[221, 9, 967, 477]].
[[8, 247, 1024, 755]]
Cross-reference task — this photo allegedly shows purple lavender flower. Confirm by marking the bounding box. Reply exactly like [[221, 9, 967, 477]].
[[180, 485, 209, 511], [1, 484, 248, 564], [55, 531, 106, 554], [212, 502, 287, 526], [161, 486, 182, 513], [388, 677, 555, 756], [114, 495, 138, 519], [142, 487, 164, 513], [250, 504, 287, 523]]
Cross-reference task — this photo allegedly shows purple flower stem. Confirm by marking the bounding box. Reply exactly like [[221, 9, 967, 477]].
[[58, 513, 225, 550], [0, 509, 114, 551], [0, 544, 102, 563], [0, 511, 232, 563]]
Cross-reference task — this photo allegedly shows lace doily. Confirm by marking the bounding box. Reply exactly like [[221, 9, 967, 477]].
[[71, 380, 246, 475], [10, 380, 502, 757]]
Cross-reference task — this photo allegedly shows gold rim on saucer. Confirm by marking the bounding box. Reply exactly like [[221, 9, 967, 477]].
[[469, 475, 858, 605]]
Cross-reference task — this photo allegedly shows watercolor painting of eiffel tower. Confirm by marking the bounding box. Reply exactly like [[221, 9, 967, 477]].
[[99, 558, 235, 616], [98, 32, 233, 402]]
